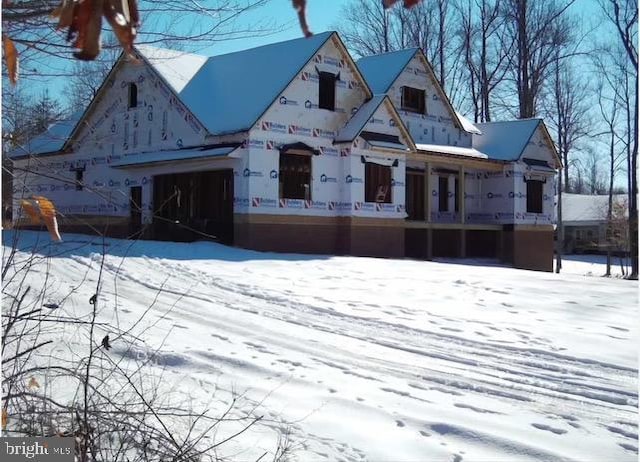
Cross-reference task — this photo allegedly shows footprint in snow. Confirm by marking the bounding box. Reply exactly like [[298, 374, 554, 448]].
[[454, 403, 501, 414], [608, 326, 630, 332], [619, 443, 638, 454], [328, 388, 338, 394], [531, 423, 567, 435], [396, 420, 405, 428], [380, 387, 410, 397], [606, 425, 638, 440], [419, 430, 431, 437], [441, 327, 463, 332]]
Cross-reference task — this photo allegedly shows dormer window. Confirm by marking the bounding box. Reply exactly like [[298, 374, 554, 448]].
[[318, 71, 336, 111], [128, 83, 138, 108], [401, 86, 425, 114]]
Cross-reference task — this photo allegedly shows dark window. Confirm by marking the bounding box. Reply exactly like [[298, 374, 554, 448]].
[[401, 86, 426, 114], [128, 83, 138, 108], [280, 153, 311, 200], [365, 163, 391, 203], [405, 171, 425, 220], [526, 180, 543, 213], [318, 72, 336, 111], [438, 176, 448, 212], [75, 169, 84, 191]]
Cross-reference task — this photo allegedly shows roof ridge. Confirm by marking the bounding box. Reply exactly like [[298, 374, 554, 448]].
[[208, 30, 335, 60], [476, 118, 542, 125], [356, 47, 419, 61], [135, 44, 207, 58]]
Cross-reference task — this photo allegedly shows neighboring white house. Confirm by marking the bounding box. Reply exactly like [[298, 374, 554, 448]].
[[560, 193, 629, 253], [10, 31, 561, 271]]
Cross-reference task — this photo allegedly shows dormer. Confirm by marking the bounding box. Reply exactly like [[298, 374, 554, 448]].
[[357, 48, 478, 148]]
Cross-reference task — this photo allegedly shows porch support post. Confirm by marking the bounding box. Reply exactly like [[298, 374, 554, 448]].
[[459, 165, 465, 224], [459, 165, 466, 258], [424, 162, 431, 223], [425, 161, 432, 259]]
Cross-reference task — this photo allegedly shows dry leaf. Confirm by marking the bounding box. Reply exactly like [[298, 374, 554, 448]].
[[21, 196, 62, 241], [1, 409, 7, 430], [51, 0, 76, 30], [103, 0, 140, 56], [292, 0, 312, 38], [383, 0, 423, 9], [3, 34, 18, 85], [53, 0, 139, 61], [28, 377, 40, 390], [72, 0, 104, 60]]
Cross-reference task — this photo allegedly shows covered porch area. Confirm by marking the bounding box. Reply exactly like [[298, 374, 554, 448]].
[[404, 149, 506, 260]]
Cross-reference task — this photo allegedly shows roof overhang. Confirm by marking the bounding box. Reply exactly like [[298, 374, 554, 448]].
[[408, 151, 506, 171], [360, 131, 407, 151], [279, 142, 320, 156], [522, 157, 555, 173], [416, 143, 488, 160], [110, 144, 241, 169]]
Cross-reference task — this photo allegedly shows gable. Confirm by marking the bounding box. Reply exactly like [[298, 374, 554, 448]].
[[521, 123, 560, 167], [70, 56, 207, 156], [175, 31, 336, 136], [389, 52, 471, 147], [358, 99, 413, 150], [254, 34, 371, 140]]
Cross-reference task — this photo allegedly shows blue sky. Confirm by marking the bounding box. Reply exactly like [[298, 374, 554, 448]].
[[196, 0, 351, 56], [24, 0, 608, 109], [23, 0, 352, 101]]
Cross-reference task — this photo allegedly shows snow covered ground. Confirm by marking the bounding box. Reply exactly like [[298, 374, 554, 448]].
[[3, 230, 638, 461], [560, 254, 632, 278]]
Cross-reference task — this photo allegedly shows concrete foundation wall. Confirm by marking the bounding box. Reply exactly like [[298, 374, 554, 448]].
[[16, 215, 554, 271], [235, 215, 404, 258]]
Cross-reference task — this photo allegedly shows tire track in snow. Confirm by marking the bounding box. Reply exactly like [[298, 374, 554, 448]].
[[88, 252, 637, 461], [105, 255, 637, 419]]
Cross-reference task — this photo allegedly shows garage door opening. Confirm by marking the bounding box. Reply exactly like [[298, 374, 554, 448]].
[[152, 169, 233, 244]]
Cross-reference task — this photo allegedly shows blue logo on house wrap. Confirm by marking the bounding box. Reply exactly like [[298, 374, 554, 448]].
[[320, 174, 337, 183], [243, 168, 263, 178]]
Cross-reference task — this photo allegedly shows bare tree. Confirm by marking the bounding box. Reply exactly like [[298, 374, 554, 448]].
[[596, 77, 620, 275], [580, 147, 608, 195], [337, 0, 466, 105], [598, 0, 638, 279], [502, 0, 576, 118], [457, 0, 508, 122], [337, 0, 411, 56], [2, 1, 276, 85], [547, 56, 589, 192]]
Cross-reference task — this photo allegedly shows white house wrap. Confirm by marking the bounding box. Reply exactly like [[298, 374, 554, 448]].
[[9, 31, 561, 271]]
